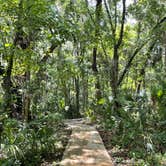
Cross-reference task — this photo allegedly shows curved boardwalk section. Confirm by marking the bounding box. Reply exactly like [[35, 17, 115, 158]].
[[60, 119, 114, 166]]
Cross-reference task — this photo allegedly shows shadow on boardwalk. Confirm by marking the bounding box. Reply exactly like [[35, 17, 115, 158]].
[[60, 119, 114, 166]]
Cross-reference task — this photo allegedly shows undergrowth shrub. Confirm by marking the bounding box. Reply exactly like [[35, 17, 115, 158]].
[[99, 87, 166, 165], [0, 112, 64, 166]]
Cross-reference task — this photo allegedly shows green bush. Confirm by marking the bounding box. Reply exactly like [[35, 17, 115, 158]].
[[1, 112, 64, 165]]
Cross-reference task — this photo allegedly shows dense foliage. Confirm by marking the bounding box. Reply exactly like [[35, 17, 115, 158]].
[[0, 0, 166, 165]]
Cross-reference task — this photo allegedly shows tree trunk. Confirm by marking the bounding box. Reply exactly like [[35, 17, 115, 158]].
[[136, 42, 156, 96], [22, 71, 31, 122], [2, 53, 14, 117], [64, 82, 70, 107], [82, 73, 88, 112], [75, 77, 81, 117], [32, 43, 57, 111], [92, 0, 102, 101], [92, 47, 102, 100], [164, 32, 166, 71], [107, 0, 126, 113], [111, 46, 119, 112], [165, 46, 166, 72]]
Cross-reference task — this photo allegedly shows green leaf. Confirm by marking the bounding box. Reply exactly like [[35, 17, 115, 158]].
[[157, 90, 163, 98], [98, 98, 106, 105], [5, 43, 12, 47]]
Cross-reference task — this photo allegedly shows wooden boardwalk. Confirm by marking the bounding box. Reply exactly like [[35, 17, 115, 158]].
[[60, 119, 114, 166]]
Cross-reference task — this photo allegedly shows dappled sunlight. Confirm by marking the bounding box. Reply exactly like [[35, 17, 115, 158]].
[[61, 119, 113, 166]]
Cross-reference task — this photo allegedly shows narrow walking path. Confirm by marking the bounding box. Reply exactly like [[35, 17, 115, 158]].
[[60, 119, 114, 166]]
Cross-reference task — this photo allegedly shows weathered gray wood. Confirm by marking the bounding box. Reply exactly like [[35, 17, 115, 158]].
[[60, 119, 114, 166]]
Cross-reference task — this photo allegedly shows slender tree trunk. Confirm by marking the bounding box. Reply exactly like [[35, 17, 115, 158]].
[[75, 77, 81, 118], [2, 0, 23, 116], [22, 70, 31, 122], [63, 81, 70, 107], [111, 46, 119, 111], [165, 46, 166, 71], [106, 0, 126, 113], [32, 43, 57, 111], [164, 32, 166, 71], [92, 48, 102, 100], [2, 53, 14, 117], [136, 42, 156, 96], [2, 0, 32, 120], [92, 0, 102, 101], [82, 73, 88, 112]]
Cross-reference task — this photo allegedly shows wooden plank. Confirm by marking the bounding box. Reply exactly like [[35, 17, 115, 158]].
[[60, 119, 114, 166]]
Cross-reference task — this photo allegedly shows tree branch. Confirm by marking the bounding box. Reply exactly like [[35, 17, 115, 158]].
[[85, 0, 109, 59], [85, 0, 96, 25], [40, 43, 57, 63], [152, 16, 166, 32], [117, 16, 166, 86], [114, 0, 117, 31], [118, 41, 156, 86], [103, 0, 115, 35], [118, 43, 145, 86], [116, 0, 126, 48]]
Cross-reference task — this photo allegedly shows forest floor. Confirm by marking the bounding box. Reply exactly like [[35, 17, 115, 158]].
[[40, 126, 71, 166], [99, 129, 140, 166], [99, 129, 166, 166]]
